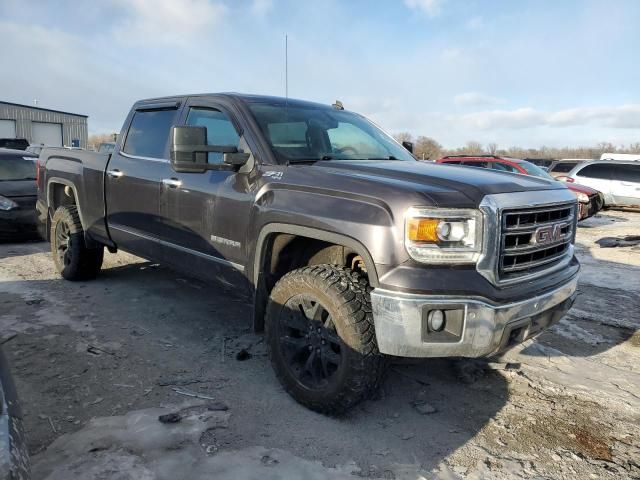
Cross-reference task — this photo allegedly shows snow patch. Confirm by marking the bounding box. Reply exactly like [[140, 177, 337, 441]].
[[552, 318, 609, 345]]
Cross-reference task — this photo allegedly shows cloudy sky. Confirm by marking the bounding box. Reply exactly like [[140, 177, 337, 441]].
[[1, 0, 638, 148]]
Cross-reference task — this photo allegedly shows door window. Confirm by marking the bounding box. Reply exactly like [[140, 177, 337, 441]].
[[576, 164, 612, 180], [123, 109, 178, 158], [610, 164, 640, 183], [186, 108, 240, 164]]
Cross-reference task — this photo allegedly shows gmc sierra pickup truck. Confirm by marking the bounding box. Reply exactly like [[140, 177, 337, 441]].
[[36, 93, 579, 414]]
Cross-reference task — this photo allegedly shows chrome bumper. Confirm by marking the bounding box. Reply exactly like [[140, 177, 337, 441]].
[[370, 275, 578, 358]]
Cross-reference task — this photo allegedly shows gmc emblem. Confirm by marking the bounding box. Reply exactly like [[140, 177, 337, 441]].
[[533, 224, 563, 245]]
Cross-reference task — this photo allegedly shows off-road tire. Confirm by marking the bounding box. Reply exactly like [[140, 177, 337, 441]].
[[266, 264, 388, 414], [50, 206, 103, 280]]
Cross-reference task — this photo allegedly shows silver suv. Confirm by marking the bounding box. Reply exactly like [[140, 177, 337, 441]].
[[564, 160, 640, 207]]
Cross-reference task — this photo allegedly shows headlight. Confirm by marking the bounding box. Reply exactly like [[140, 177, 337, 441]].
[[0, 195, 19, 211], [575, 192, 589, 203], [405, 207, 483, 263]]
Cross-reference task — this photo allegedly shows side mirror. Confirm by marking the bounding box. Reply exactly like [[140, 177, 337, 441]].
[[224, 152, 250, 166], [170, 126, 246, 172], [402, 141, 414, 153]]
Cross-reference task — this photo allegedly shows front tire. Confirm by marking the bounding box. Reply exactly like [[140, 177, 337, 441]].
[[50, 206, 103, 280], [266, 265, 387, 414]]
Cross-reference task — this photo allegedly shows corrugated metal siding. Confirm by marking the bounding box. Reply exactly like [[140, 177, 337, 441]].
[[0, 103, 88, 148]]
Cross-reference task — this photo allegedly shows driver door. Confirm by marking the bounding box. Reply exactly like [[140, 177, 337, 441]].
[[157, 99, 257, 288]]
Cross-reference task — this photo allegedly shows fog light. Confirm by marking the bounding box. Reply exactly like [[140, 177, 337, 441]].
[[428, 310, 445, 332]]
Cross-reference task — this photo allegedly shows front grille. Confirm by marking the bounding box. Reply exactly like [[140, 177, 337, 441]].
[[499, 203, 576, 281]]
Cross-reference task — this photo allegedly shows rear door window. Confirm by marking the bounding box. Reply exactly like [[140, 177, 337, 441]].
[[610, 164, 640, 183], [123, 109, 178, 159]]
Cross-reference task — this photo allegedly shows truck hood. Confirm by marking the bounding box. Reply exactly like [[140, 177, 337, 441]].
[[306, 160, 567, 207], [0, 180, 37, 198]]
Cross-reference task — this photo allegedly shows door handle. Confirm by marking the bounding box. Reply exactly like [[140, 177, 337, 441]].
[[162, 178, 182, 188], [107, 169, 123, 178]]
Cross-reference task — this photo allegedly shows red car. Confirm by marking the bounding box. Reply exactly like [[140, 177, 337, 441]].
[[436, 155, 603, 220]]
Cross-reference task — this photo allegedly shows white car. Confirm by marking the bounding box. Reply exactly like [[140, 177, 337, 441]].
[[600, 152, 640, 161], [563, 160, 640, 207]]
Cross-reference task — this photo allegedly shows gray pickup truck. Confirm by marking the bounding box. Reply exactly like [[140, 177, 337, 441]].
[[36, 94, 579, 413]]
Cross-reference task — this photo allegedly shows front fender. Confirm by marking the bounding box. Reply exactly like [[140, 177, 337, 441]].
[[248, 184, 406, 286]]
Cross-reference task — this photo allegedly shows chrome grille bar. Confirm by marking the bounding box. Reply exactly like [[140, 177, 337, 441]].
[[499, 202, 576, 280]]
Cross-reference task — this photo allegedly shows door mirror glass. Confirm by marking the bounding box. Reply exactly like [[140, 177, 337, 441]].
[[171, 126, 208, 172]]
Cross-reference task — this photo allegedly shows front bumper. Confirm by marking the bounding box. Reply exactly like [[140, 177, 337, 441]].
[[0, 209, 39, 236], [371, 274, 578, 358]]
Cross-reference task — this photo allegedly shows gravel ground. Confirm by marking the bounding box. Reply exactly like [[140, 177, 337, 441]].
[[0, 210, 638, 479]]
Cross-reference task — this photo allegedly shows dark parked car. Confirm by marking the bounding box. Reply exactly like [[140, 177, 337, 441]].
[[547, 158, 589, 178], [0, 149, 39, 239], [0, 139, 29, 151], [436, 155, 603, 220], [0, 347, 30, 480], [523, 158, 554, 170], [37, 93, 579, 413]]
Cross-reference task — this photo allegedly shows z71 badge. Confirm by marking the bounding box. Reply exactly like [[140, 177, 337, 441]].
[[263, 171, 283, 180]]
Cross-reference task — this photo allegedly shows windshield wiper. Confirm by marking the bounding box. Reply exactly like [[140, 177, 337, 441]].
[[366, 156, 398, 160]]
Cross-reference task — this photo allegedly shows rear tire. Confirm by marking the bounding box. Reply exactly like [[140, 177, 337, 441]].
[[266, 265, 387, 415], [50, 206, 103, 280]]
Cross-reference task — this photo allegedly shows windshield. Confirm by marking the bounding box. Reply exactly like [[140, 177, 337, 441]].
[[0, 158, 37, 181], [519, 160, 556, 180], [248, 103, 415, 163]]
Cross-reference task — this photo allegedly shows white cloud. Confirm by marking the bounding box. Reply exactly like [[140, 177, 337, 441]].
[[404, 0, 444, 17], [112, 0, 227, 46], [458, 105, 640, 130], [453, 92, 505, 107]]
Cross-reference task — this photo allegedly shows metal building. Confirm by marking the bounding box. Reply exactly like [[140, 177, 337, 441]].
[[0, 101, 88, 148]]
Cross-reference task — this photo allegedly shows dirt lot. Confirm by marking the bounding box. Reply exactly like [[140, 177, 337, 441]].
[[1, 211, 639, 479]]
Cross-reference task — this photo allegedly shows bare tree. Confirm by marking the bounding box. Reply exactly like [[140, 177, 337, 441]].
[[393, 132, 413, 144], [414, 136, 443, 160], [88, 133, 118, 151], [486, 143, 498, 155], [454, 141, 484, 155]]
